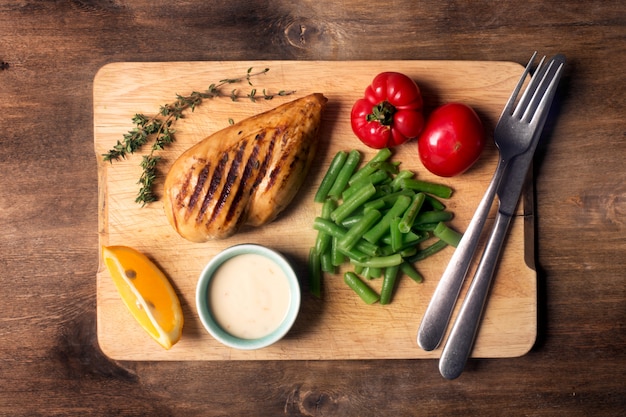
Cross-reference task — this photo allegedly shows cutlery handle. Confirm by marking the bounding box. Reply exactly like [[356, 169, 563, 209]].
[[417, 159, 506, 351], [438, 210, 513, 380]]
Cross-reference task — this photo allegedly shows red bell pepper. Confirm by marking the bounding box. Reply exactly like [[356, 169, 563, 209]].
[[350, 72, 424, 149]]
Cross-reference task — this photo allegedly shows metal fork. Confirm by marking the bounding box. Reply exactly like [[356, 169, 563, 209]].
[[417, 52, 549, 352], [439, 54, 565, 379]]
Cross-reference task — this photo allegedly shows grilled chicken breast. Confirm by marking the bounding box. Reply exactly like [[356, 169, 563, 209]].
[[163, 93, 327, 242]]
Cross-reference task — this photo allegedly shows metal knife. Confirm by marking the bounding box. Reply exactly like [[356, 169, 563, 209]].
[[438, 54, 565, 380]]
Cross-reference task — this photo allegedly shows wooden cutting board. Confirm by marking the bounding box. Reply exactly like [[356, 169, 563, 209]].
[[94, 60, 536, 361]]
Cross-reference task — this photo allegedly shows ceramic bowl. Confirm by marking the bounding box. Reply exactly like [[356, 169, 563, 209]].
[[195, 244, 301, 350]]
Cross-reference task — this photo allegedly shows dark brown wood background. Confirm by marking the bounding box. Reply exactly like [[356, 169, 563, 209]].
[[1, 1, 624, 415]]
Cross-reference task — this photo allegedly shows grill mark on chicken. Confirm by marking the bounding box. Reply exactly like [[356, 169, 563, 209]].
[[187, 161, 210, 211], [175, 169, 194, 209], [265, 129, 292, 191], [254, 130, 278, 189], [208, 140, 248, 225], [225, 139, 262, 224], [198, 153, 228, 222], [251, 132, 271, 188]]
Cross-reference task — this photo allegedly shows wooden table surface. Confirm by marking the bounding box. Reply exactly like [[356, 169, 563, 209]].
[[1, 1, 624, 416]]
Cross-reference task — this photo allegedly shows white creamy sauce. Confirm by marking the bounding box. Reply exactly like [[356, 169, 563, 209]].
[[209, 253, 291, 339]]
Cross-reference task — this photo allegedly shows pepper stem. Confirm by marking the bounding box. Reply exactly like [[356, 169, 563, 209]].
[[366, 101, 396, 125]]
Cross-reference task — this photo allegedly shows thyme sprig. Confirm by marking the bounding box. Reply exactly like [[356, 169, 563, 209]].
[[102, 67, 295, 206]]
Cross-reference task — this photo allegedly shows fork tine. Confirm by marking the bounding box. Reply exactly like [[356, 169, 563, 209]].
[[512, 54, 547, 119], [526, 57, 565, 125], [521, 56, 565, 123], [500, 52, 538, 116]]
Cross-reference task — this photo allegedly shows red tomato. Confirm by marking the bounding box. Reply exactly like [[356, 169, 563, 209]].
[[417, 103, 485, 177], [351, 72, 424, 149]]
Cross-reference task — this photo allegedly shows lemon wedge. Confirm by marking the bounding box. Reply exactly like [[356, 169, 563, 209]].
[[102, 245, 183, 350]]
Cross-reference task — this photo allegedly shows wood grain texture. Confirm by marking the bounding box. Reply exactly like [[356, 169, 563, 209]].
[[1, 0, 625, 415], [94, 60, 535, 361]]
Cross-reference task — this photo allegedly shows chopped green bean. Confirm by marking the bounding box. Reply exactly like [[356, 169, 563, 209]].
[[339, 209, 382, 251], [390, 170, 415, 191], [321, 250, 335, 273], [340, 214, 364, 229], [424, 194, 446, 211], [380, 265, 400, 305], [373, 183, 393, 196], [433, 221, 462, 248], [361, 266, 372, 279], [412, 222, 439, 232], [314, 229, 331, 255], [327, 149, 361, 199], [354, 241, 381, 259], [398, 178, 453, 199], [314, 217, 351, 237], [312, 217, 379, 257], [400, 261, 423, 283], [382, 230, 429, 247], [414, 210, 453, 225], [399, 246, 417, 257], [406, 239, 449, 263], [380, 234, 428, 255], [365, 266, 382, 279], [331, 236, 345, 266], [363, 168, 391, 185], [351, 253, 403, 269], [398, 192, 426, 233], [370, 160, 399, 175], [390, 217, 403, 252], [337, 246, 369, 262], [314, 150, 347, 203], [362, 198, 386, 214], [378, 245, 394, 256], [363, 189, 414, 212], [314, 199, 336, 255], [344, 272, 380, 304], [342, 169, 389, 200], [322, 198, 336, 216], [363, 194, 412, 244], [330, 182, 376, 224], [308, 248, 322, 298], [348, 148, 392, 185]]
